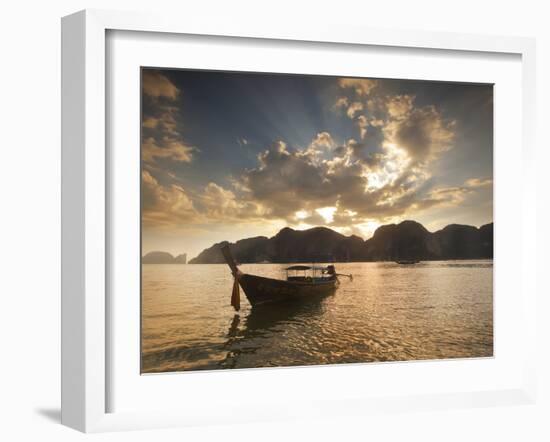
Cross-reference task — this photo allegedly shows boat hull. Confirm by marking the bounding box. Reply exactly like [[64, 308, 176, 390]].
[[238, 274, 337, 306]]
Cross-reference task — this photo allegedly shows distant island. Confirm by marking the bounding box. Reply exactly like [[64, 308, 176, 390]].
[[142, 251, 187, 264], [188, 220, 493, 264]]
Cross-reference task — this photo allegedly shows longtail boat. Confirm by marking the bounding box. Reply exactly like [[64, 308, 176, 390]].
[[221, 245, 352, 310]]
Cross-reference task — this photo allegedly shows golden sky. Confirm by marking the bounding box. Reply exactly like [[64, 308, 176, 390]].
[[141, 69, 493, 259]]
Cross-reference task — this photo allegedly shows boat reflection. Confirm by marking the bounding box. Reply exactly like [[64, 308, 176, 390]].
[[244, 293, 332, 332], [218, 291, 334, 369]]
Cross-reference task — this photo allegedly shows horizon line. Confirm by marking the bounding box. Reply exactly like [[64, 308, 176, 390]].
[[142, 219, 494, 259]]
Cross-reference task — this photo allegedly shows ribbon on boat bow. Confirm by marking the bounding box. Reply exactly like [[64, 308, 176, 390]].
[[221, 244, 242, 312], [230, 271, 241, 312]]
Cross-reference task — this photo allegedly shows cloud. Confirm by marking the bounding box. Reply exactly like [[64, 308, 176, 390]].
[[419, 186, 470, 208], [142, 73, 487, 239], [356, 115, 368, 140], [334, 96, 349, 110], [295, 210, 327, 225], [142, 70, 180, 100], [346, 101, 364, 119], [236, 135, 385, 222], [142, 107, 179, 137], [234, 80, 457, 230], [240, 140, 334, 218], [142, 170, 266, 229], [386, 95, 415, 119], [333, 84, 454, 167], [142, 137, 194, 164], [141, 71, 195, 167], [142, 117, 159, 129], [340, 138, 376, 165], [308, 131, 336, 151], [237, 137, 249, 147], [336, 82, 455, 169], [144, 128, 486, 235], [142, 170, 198, 227], [384, 104, 455, 163], [412, 177, 494, 212], [201, 182, 265, 220], [231, 119, 467, 229], [465, 177, 492, 188], [338, 78, 378, 96]]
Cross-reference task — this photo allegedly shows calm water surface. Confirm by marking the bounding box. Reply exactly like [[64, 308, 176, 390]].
[[141, 261, 493, 373]]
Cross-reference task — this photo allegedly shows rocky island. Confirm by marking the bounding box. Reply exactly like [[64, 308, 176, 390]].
[[188, 220, 493, 264], [142, 251, 187, 264]]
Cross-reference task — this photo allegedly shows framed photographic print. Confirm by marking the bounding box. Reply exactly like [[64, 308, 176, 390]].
[[61, 9, 538, 432], [139, 67, 495, 374]]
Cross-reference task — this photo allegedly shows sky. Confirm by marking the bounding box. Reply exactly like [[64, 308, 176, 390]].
[[141, 68, 493, 259]]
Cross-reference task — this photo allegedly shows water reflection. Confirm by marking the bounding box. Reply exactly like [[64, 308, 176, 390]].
[[141, 261, 493, 372], [226, 314, 241, 339], [219, 292, 333, 368], [245, 292, 332, 332]]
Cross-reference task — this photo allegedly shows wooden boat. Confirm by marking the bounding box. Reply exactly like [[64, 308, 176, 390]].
[[395, 259, 420, 265], [221, 245, 351, 309]]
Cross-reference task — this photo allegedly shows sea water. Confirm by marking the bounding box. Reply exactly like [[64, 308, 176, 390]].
[[141, 261, 493, 373]]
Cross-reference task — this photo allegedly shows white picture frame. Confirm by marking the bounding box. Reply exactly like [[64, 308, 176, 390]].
[[61, 9, 538, 433]]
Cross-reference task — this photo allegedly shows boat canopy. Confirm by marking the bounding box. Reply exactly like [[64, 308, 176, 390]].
[[285, 265, 329, 271], [285, 265, 311, 271]]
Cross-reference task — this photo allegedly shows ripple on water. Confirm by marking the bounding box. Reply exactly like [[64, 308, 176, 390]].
[[141, 261, 493, 372]]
